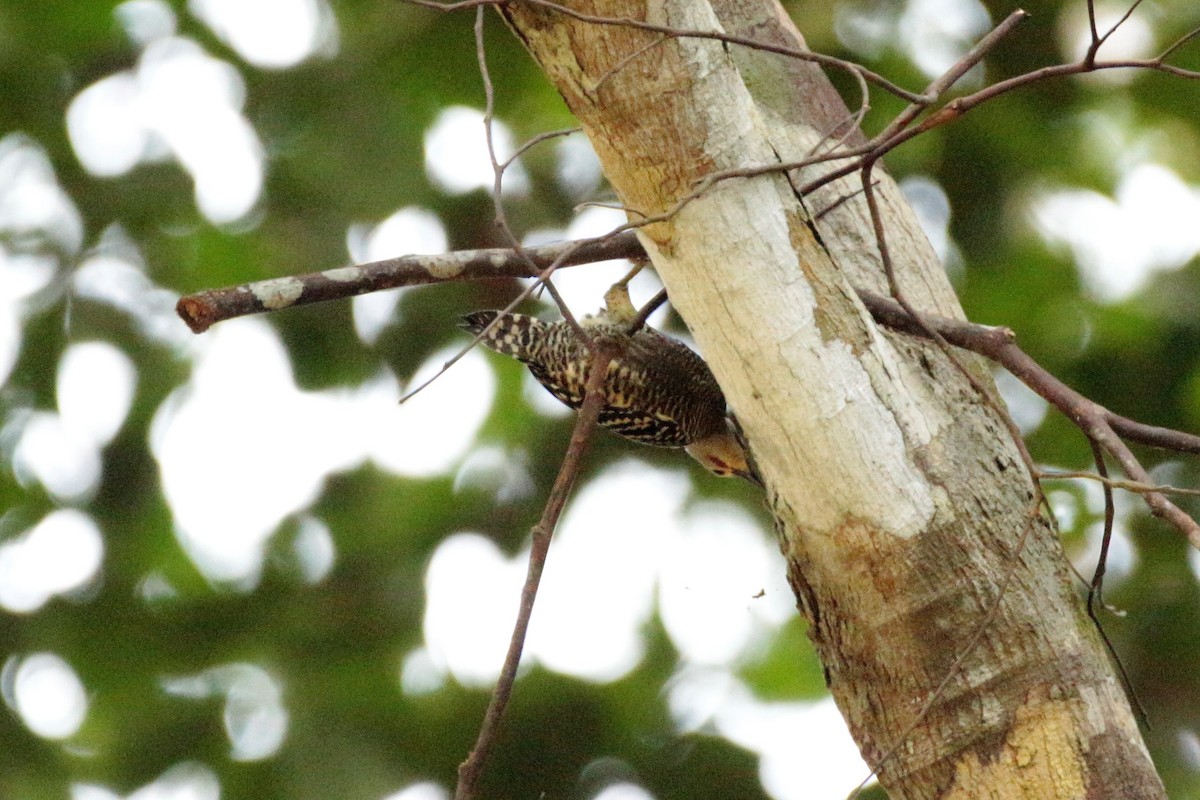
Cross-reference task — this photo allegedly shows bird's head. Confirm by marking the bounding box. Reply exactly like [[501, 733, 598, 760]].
[[684, 430, 761, 486]]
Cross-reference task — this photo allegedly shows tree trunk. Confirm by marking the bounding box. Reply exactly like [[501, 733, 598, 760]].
[[500, 1, 1164, 798]]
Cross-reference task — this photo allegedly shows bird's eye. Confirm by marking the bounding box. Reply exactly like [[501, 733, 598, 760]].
[[707, 457, 731, 474]]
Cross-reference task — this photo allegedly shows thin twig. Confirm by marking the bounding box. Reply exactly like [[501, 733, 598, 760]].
[[500, 126, 582, 169], [794, 14, 1200, 199], [1086, 438, 1115, 628], [1083, 439, 1150, 729], [1088, 0, 1146, 64], [628, 288, 667, 334], [397, 242, 596, 405], [403, 12, 608, 404], [1038, 470, 1200, 497], [475, 5, 585, 343], [1086, 0, 1101, 53], [1158, 25, 1200, 62], [786, 11, 1027, 201], [454, 341, 618, 800], [879, 10, 1028, 144]]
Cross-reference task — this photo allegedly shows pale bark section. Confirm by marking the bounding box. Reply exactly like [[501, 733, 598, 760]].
[[717, 2, 963, 304], [641, 1, 941, 538], [501, 2, 1163, 798], [648, 176, 941, 537]]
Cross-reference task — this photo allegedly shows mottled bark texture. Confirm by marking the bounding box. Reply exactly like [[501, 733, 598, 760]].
[[500, 1, 1164, 798]]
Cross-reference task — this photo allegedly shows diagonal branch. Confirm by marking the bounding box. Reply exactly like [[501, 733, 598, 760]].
[[454, 340, 618, 800], [861, 287, 1200, 548]]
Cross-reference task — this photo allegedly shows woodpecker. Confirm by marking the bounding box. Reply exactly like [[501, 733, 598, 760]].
[[460, 298, 759, 484]]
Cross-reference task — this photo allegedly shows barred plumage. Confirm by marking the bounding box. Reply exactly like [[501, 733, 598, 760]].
[[461, 308, 758, 482]]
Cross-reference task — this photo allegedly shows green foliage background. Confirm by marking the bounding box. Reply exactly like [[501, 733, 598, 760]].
[[3, 0, 1200, 798]]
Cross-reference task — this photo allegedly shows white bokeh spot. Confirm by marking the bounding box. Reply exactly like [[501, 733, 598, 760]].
[[73, 229, 193, 349], [67, 36, 264, 223], [370, 346, 494, 478], [1032, 163, 1200, 302], [162, 663, 288, 761], [151, 319, 491, 585], [668, 667, 870, 800], [424, 462, 754, 686], [422, 533, 524, 687], [11, 412, 103, 502], [0, 248, 58, 388], [424, 106, 528, 196], [0, 134, 84, 253], [117, 0, 178, 46], [346, 206, 448, 344], [58, 341, 138, 447], [835, 0, 990, 80], [992, 369, 1049, 436], [593, 784, 655, 800], [381, 781, 449, 800], [292, 515, 336, 584], [0, 509, 105, 613], [3, 652, 89, 740], [189, 0, 338, 69], [658, 503, 793, 666], [151, 319, 359, 585]]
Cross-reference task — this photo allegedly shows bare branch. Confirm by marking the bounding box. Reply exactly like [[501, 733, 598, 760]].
[[856, 288, 1200, 459], [1105, 412, 1200, 455], [500, 126, 581, 169], [899, 296, 1200, 548], [174, 235, 644, 333], [882, 10, 1028, 141], [1087, 439, 1117, 611], [1159, 25, 1200, 62], [1082, 437, 1150, 728], [1088, 0, 1146, 65], [475, 8, 585, 340]]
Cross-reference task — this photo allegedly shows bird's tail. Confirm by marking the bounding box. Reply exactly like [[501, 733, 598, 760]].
[[460, 311, 545, 360]]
